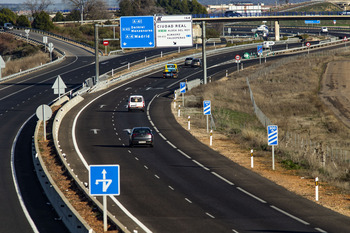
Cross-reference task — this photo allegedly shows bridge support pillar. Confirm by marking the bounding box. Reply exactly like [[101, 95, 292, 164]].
[[274, 21, 280, 41]]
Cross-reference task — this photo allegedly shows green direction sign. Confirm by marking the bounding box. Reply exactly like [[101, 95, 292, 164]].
[[243, 52, 250, 59]]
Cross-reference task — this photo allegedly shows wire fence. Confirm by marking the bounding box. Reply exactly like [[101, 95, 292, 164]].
[[246, 47, 350, 170]]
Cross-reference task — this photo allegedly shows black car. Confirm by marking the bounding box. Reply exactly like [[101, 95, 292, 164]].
[[191, 58, 202, 67], [224, 11, 242, 17], [128, 127, 154, 147]]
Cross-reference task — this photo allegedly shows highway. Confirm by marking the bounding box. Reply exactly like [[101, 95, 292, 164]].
[[0, 29, 186, 232], [58, 42, 350, 232]]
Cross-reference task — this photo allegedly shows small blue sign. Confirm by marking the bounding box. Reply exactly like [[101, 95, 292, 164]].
[[267, 125, 278, 146], [89, 165, 120, 196], [180, 82, 186, 93], [120, 16, 155, 48], [305, 20, 320, 24], [203, 100, 211, 115], [257, 45, 263, 55]]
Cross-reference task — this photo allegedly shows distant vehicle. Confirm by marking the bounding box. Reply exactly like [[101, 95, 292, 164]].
[[252, 25, 269, 37], [191, 58, 202, 67], [339, 11, 350, 15], [184, 57, 194, 66], [321, 26, 328, 33], [224, 11, 242, 17], [263, 41, 275, 49], [127, 127, 154, 147], [163, 64, 178, 78], [4, 23, 13, 30], [127, 95, 145, 112]]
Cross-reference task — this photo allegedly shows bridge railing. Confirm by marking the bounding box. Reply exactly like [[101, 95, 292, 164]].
[[192, 11, 346, 18]]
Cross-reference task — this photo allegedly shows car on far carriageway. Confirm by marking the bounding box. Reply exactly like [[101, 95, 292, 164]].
[[184, 57, 194, 66], [191, 58, 202, 67], [126, 127, 154, 147]]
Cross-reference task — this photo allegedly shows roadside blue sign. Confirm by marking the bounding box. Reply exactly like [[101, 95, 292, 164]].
[[89, 165, 120, 196], [203, 100, 211, 115], [120, 16, 155, 48], [305, 20, 320, 24], [180, 82, 186, 93], [257, 45, 263, 55], [267, 125, 278, 146]]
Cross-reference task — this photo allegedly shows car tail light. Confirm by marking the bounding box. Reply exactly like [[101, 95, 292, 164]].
[[143, 101, 145, 107]]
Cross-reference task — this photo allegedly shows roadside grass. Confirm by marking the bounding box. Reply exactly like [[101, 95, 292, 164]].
[[182, 49, 350, 191]]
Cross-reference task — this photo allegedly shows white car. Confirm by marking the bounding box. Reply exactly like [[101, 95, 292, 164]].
[[127, 95, 145, 112], [321, 27, 328, 33]]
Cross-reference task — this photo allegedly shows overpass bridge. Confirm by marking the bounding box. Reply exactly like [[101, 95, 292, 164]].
[[192, 12, 350, 41]]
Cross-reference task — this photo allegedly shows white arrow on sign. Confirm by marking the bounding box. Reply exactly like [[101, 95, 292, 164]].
[[95, 169, 112, 192], [52, 75, 67, 98]]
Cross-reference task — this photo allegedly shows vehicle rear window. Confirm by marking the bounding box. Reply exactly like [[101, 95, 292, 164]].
[[131, 97, 142, 102], [134, 128, 151, 134], [167, 65, 175, 68]]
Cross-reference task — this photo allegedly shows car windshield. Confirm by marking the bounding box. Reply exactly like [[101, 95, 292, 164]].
[[186, 58, 192, 61], [167, 65, 175, 68]]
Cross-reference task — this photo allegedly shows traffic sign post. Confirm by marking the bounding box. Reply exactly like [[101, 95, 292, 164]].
[[180, 82, 186, 107], [306, 42, 311, 54], [24, 29, 30, 43], [235, 54, 241, 72], [43, 36, 48, 52], [344, 36, 348, 47], [120, 16, 155, 48], [257, 45, 263, 64], [203, 100, 211, 132], [0, 55, 5, 79], [103, 40, 109, 55], [89, 165, 120, 231], [48, 42, 54, 61], [267, 125, 278, 170], [36, 104, 52, 140], [52, 75, 67, 100]]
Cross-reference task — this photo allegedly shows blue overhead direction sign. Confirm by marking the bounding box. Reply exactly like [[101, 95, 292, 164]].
[[120, 16, 155, 48], [305, 20, 320, 24], [89, 165, 120, 196], [267, 125, 278, 146], [203, 100, 211, 115], [180, 82, 186, 93]]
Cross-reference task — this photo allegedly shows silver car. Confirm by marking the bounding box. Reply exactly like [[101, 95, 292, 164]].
[[184, 57, 194, 66], [128, 127, 154, 147]]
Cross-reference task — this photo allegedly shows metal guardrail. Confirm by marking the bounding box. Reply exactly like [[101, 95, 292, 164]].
[[192, 11, 350, 18], [0, 31, 66, 83]]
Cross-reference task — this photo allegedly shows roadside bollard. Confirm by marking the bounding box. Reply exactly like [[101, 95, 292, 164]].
[[226, 70, 228, 77], [241, 63, 244, 71], [173, 99, 176, 109], [174, 90, 177, 100], [210, 130, 213, 146], [251, 149, 254, 168], [128, 63, 130, 69], [178, 105, 180, 117], [315, 177, 319, 201], [188, 116, 190, 130], [145, 56, 147, 62], [161, 51, 163, 57]]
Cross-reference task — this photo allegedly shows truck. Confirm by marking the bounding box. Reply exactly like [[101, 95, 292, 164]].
[[163, 64, 178, 78]]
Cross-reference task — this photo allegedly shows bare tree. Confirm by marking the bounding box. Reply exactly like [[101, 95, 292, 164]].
[[64, 0, 112, 21], [24, 0, 53, 15]]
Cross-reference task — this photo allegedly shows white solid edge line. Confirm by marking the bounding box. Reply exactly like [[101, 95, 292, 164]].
[[109, 196, 152, 233], [12, 114, 40, 233], [236, 187, 267, 204], [72, 76, 153, 233], [314, 227, 327, 233], [211, 172, 234, 185], [270, 205, 310, 225]]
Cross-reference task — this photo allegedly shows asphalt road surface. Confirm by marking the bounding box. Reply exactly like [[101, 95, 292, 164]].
[[58, 47, 350, 232]]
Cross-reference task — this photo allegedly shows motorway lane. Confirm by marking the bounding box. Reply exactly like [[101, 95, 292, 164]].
[[2, 30, 184, 232], [61, 58, 350, 233]]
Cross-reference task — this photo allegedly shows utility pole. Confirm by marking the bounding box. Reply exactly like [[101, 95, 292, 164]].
[[202, 21, 207, 85]]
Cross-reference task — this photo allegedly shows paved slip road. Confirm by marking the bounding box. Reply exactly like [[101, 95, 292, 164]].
[[2, 29, 184, 233], [58, 47, 350, 233]]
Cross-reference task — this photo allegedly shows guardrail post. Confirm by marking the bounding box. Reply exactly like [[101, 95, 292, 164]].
[[161, 51, 163, 57], [145, 56, 147, 63], [128, 63, 130, 69]]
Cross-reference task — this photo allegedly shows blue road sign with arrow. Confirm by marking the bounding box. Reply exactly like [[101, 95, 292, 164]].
[[120, 16, 155, 48], [89, 165, 120, 196], [203, 100, 211, 115]]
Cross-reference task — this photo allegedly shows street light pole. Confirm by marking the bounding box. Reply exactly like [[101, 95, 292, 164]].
[[202, 21, 207, 85], [95, 24, 99, 83]]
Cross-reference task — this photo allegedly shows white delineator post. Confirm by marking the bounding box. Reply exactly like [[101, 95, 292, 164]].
[[210, 130, 213, 146], [173, 99, 176, 109], [188, 116, 190, 130], [251, 149, 254, 168], [178, 105, 181, 117], [315, 177, 319, 201]]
